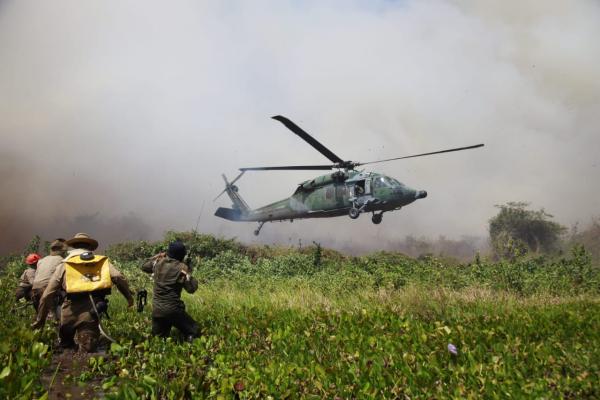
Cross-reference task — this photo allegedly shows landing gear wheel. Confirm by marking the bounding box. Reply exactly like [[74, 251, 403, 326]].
[[254, 221, 266, 236], [372, 213, 383, 224], [349, 208, 360, 219]]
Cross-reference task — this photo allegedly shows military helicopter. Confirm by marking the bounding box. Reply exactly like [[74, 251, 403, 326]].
[[215, 116, 483, 235]]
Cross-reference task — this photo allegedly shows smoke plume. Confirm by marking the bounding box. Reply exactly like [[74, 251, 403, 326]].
[[1, 0, 599, 254]]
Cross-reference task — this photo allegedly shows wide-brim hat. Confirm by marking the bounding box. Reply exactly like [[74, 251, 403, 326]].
[[50, 238, 67, 251], [66, 233, 98, 251]]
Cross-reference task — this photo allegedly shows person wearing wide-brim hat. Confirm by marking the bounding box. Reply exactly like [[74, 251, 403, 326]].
[[65, 232, 99, 251], [32, 233, 134, 352], [32, 238, 68, 316]]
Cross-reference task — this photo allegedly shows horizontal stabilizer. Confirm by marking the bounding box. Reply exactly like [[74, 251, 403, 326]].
[[215, 207, 243, 221]]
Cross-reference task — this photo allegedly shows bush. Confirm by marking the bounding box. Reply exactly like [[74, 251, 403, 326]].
[[2, 232, 600, 399], [489, 202, 567, 258], [0, 260, 53, 399]]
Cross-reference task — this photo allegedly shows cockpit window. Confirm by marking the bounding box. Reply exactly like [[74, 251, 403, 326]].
[[389, 177, 403, 187], [373, 176, 399, 188]]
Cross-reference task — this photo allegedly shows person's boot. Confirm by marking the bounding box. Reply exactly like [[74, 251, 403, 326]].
[[56, 339, 75, 353], [76, 330, 98, 353]]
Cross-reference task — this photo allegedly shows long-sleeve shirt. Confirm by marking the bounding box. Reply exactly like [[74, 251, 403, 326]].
[[16, 267, 36, 300], [18, 267, 36, 288], [35, 249, 133, 323], [32, 254, 63, 290], [141, 256, 198, 318]]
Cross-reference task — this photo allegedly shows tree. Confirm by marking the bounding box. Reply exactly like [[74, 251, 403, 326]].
[[23, 235, 41, 256], [568, 218, 600, 262], [489, 202, 566, 258]]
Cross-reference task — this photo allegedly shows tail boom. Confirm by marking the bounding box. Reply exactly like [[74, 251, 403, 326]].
[[214, 207, 244, 221], [214, 173, 250, 220]]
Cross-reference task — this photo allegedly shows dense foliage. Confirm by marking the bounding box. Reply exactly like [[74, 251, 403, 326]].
[[568, 217, 600, 262], [1, 232, 599, 399], [0, 258, 54, 400], [489, 202, 567, 258]]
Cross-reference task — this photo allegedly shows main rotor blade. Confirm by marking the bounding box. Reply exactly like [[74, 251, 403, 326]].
[[272, 115, 344, 164], [240, 165, 333, 171], [359, 144, 484, 166]]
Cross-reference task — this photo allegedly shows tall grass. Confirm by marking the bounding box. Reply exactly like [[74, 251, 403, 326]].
[[0, 233, 598, 399]]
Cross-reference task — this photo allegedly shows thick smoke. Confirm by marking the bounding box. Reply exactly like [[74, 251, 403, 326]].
[[1, 0, 599, 254]]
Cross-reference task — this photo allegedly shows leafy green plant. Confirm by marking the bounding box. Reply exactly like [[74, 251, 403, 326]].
[[489, 202, 567, 258], [0, 260, 53, 399], [1, 232, 599, 398]]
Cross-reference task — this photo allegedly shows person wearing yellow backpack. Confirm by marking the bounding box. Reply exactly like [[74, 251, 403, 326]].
[[32, 233, 134, 352]]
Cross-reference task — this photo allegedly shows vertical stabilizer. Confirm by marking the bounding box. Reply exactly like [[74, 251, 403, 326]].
[[215, 172, 250, 214]]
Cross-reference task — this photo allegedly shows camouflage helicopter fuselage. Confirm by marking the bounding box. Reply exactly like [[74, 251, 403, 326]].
[[215, 170, 427, 234], [214, 115, 481, 235]]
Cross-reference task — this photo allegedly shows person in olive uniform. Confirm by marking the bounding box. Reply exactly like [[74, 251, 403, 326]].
[[32, 233, 134, 352], [16, 253, 40, 305], [141, 241, 199, 341], [31, 239, 68, 314]]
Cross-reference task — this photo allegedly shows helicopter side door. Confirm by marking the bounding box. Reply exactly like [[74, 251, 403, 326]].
[[323, 185, 337, 210], [305, 184, 339, 211], [335, 182, 350, 208], [352, 178, 371, 197]]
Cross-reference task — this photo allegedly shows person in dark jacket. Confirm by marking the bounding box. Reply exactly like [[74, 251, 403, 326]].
[[141, 241, 199, 341]]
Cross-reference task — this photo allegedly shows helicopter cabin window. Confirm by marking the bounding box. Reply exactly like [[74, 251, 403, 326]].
[[389, 177, 402, 187], [354, 180, 365, 196], [325, 186, 334, 199], [374, 176, 398, 188]]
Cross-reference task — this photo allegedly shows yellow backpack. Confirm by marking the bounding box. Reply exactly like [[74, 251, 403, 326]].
[[64, 254, 112, 294]]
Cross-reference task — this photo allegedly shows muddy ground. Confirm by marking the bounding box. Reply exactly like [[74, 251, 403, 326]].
[[41, 346, 108, 399]]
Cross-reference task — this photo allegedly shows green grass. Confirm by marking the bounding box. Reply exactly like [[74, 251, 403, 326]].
[[99, 285, 600, 399], [1, 233, 599, 399]]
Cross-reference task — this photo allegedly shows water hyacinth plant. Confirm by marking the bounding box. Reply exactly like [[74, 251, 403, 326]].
[[0, 232, 598, 398]]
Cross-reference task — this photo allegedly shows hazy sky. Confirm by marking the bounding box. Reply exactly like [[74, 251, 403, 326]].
[[1, 0, 599, 253]]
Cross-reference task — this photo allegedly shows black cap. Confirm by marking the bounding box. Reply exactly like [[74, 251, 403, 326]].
[[167, 240, 186, 262]]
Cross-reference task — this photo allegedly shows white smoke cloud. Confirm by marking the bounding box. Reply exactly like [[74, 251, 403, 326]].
[[1, 0, 599, 253]]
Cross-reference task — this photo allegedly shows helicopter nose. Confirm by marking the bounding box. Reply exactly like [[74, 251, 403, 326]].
[[416, 190, 427, 199]]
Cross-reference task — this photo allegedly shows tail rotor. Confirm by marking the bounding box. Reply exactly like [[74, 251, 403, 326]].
[[214, 171, 245, 201]]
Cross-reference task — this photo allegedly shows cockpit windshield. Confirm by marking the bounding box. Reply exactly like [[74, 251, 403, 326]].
[[373, 176, 401, 189]]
